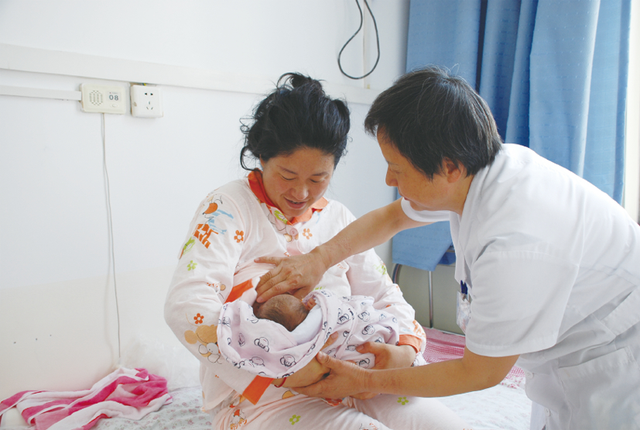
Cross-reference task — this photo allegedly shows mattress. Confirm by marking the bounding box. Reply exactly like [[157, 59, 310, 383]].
[[1, 329, 531, 430], [94, 329, 531, 430]]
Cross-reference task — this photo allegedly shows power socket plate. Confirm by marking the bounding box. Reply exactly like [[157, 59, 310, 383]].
[[80, 84, 127, 114], [130, 85, 163, 118]]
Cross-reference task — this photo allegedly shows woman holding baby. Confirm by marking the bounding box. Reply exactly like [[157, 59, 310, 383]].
[[164, 73, 468, 429]]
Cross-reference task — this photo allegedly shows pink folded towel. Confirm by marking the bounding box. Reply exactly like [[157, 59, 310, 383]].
[[0, 367, 172, 430]]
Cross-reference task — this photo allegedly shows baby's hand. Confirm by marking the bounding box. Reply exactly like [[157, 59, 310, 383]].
[[304, 297, 317, 310]]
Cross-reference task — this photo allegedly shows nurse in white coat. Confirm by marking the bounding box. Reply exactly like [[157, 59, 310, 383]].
[[253, 66, 640, 430]]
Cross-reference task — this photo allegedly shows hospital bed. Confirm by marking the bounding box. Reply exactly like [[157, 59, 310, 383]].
[[1, 328, 531, 430]]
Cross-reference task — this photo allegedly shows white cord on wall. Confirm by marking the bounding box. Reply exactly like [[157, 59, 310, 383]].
[[101, 113, 122, 363]]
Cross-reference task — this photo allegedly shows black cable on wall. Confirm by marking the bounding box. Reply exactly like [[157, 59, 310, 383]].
[[338, 0, 381, 80]]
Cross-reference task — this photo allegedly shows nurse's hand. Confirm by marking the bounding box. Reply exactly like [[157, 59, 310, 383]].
[[294, 353, 372, 399], [348, 343, 417, 400], [254, 251, 328, 303]]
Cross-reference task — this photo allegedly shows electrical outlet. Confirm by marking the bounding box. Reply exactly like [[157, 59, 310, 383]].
[[130, 85, 163, 118], [80, 84, 127, 114]]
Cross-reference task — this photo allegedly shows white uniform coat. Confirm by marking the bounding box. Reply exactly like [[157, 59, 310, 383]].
[[402, 144, 640, 430]]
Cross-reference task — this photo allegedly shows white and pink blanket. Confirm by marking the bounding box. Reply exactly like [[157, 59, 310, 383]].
[[0, 368, 171, 430], [217, 290, 400, 379]]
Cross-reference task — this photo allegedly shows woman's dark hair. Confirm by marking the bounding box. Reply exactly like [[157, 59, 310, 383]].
[[364, 66, 502, 179], [240, 73, 350, 170]]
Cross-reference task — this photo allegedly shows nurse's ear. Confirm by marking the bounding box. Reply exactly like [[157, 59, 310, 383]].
[[441, 158, 467, 183]]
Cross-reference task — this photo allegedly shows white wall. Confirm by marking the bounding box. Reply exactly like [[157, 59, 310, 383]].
[[0, 0, 411, 400]]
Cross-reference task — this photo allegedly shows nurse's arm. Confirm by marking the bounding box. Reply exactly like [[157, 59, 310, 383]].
[[255, 198, 427, 302], [295, 347, 519, 399]]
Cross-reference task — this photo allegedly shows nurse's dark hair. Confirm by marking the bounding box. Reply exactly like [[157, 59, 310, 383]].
[[240, 72, 350, 170], [364, 66, 502, 179]]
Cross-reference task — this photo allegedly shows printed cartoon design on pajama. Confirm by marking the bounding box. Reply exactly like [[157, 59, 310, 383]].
[[203, 196, 234, 235], [184, 324, 223, 364], [179, 193, 245, 369], [229, 409, 247, 430]]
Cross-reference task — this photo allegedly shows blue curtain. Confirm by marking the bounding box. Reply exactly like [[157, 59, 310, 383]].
[[393, 0, 631, 271]]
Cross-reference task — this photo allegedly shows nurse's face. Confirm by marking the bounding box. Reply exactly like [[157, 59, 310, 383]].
[[261, 147, 334, 221], [378, 130, 464, 214]]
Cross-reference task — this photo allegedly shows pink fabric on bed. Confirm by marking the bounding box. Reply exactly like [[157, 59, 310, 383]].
[[0, 368, 172, 430], [423, 328, 525, 389]]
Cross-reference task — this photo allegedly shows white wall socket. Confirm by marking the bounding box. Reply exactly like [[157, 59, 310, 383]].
[[130, 85, 163, 118], [80, 84, 127, 114]]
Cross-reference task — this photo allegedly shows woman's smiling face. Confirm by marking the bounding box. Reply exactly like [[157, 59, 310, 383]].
[[261, 147, 335, 220]]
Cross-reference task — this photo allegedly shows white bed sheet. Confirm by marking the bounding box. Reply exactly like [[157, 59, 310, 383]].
[[1, 382, 531, 430], [439, 384, 532, 430], [89, 384, 531, 430], [1, 381, 531, 430], [1, 332, 532, 430], [2, 387, 531, 430]]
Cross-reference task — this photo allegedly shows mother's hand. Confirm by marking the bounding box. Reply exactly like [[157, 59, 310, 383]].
[[273, 332, 339, 389], [361, 342, 417, 370], [254, 250, 328, 303]]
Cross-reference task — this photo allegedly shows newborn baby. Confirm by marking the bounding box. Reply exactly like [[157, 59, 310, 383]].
[[218, 289, 408, 379], [253, 293, 314, 331]]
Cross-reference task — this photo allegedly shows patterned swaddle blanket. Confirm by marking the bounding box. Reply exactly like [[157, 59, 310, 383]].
[[217, 290, 399, 379]]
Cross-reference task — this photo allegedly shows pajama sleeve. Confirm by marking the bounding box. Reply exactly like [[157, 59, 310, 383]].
[[164, 191, 271, 402], [343, 217, 426, 355]]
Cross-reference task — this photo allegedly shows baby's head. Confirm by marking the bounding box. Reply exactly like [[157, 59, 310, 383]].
[[254, 294, 310, 332]]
